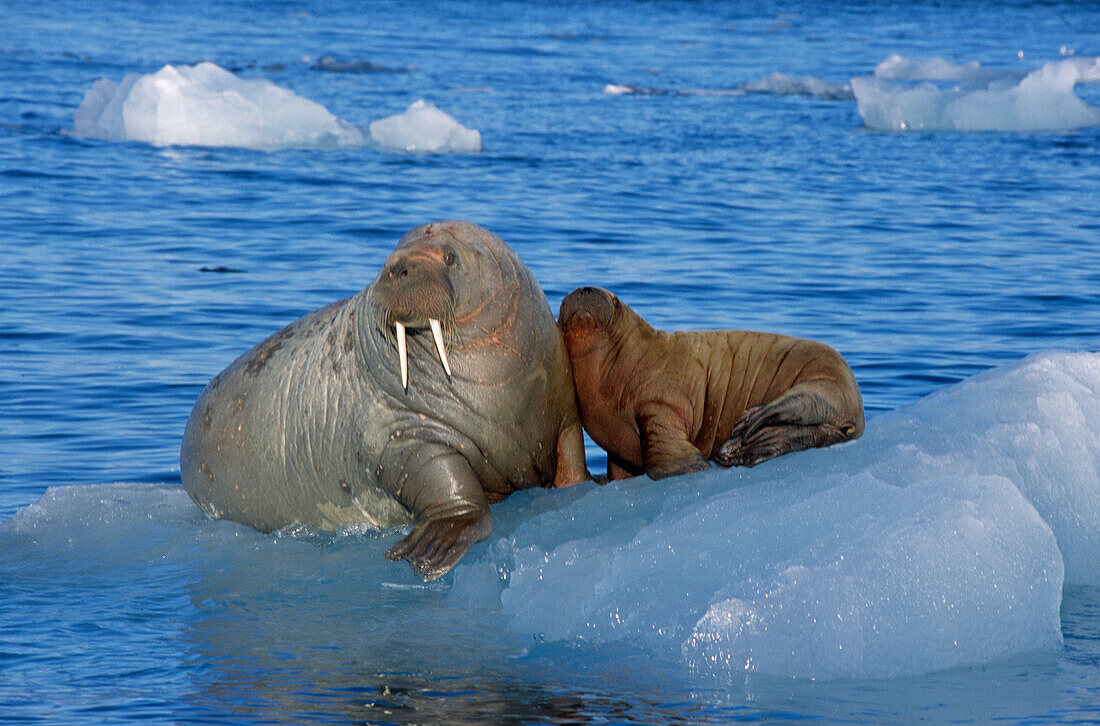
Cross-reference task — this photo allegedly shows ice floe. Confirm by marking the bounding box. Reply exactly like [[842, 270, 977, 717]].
[[71, 62, 481, 152], [458, 351, 1098, 679], [3, 350, 1096, 682], [367, 99, 482, 153], [852, 55, 1100, 132]]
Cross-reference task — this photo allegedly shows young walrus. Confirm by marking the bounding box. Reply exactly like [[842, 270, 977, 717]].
[[558, 286, 864, 480]]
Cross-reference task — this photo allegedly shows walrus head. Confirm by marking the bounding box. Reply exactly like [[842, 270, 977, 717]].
[[371, 224, 466, 391], [559, 286, 617, 328], [366, 220, 557, 396], [557, 286, 623, 356]]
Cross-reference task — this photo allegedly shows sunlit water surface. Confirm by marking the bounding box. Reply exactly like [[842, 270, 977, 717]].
[[3, 0, 1100, 723]]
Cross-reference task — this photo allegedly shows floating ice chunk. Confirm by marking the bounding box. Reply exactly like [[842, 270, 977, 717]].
[[72, 62, 367, 149], [682, 474, 1061, 680], [602, 83, 636, 95], [487, 468, 1062, 681], [601, 83, 671, 96], [454, 350, 1100, 681], [741, 71, 854, 100], [872, 54, 1021, 84], [852, 55, 1100, 132], [70, 64, 484, 153], [1068, 55, 1100, 82], [367, 99, 482, 153], [876, 350, 1100, 585]]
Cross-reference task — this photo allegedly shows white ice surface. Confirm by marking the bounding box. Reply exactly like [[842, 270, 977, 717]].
[[72, 62, 366, 149], [71, 63, 481, 153], [367, 99, 482, 153], [852, 55, 1100, 132], [454, 351, 1100, 679]]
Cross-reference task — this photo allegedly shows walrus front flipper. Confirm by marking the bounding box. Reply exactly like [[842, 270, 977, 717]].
[[715, 379, 861, 468], [384, 451, 492, 581], [638, 404, 710, 480], [552, 421, 593, 487]]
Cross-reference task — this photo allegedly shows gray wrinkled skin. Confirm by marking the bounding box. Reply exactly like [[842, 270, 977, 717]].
[[180, 222, 588, 579]]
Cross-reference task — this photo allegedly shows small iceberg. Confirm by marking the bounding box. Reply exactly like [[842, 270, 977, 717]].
[[72, 62, 367, 149], [368, 99, 482, 153], [71, 62, 481, 153], [601, 83, 672, 96], [852, 54, 1100, 132]]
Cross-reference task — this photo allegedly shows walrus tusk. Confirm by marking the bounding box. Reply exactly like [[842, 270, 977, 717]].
[[395, 321, 408, 392], [430, 318, 452, 378]]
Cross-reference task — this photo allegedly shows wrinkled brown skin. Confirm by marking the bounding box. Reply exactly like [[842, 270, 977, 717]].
[[558, 287, 864, 481], [181, 222, 589, 580]]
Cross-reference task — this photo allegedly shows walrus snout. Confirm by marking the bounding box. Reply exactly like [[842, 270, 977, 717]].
[[559, 286, 618, 330], [374, 247, 460, 392], [384, 244, 458, 282], [376, 249, 457, 325]]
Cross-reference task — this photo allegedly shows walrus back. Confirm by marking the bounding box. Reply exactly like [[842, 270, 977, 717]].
[[680, 329, 862, 459], [180, 300, 411, 532]]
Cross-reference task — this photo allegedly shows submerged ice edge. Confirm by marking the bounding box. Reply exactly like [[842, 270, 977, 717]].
[[601, 71, 854, 100], [70, 62, 482, 153]]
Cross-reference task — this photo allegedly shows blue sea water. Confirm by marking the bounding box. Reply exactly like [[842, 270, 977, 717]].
[[3, 0, 1100, 723]]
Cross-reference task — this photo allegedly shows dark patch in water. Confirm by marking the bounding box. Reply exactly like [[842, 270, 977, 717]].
[[310, 55, 418, 74]]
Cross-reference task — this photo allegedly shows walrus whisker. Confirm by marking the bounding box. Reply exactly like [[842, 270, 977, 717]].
[[395, 321, 408, 392], [430, 318, 452, 379]]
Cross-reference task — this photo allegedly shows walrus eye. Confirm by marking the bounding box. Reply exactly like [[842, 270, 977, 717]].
[[443, 249, 457, 266]]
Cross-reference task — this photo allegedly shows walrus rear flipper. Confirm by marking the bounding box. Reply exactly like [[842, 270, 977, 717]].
[[716, 422, 850, 468], [715, 379, 862, 468], [383, 449, 492, 581]]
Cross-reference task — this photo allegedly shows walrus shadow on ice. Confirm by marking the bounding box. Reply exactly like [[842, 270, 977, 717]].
[[557, 286, 864, 481], [180, 221, 590, 580]]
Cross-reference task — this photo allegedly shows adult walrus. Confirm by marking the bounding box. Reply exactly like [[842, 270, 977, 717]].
[[180, 221, 589, 580], [557, 286, 863, 480]]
